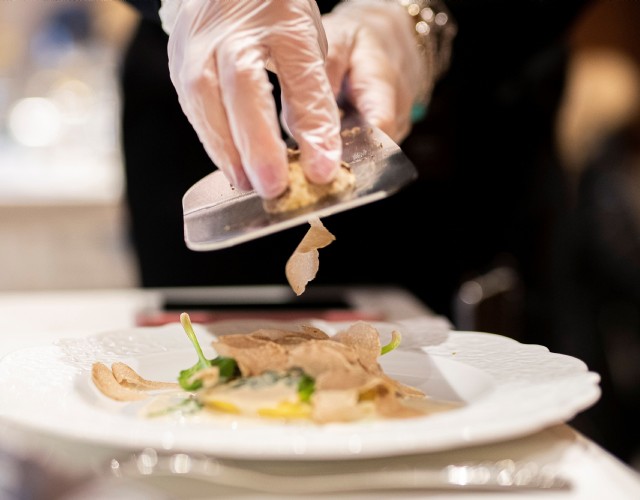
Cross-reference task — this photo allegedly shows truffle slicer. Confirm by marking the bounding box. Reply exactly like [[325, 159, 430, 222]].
[[182, 106, 418, 251]]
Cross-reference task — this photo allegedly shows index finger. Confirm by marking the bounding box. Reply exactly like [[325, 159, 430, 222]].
[[217, 40, 290, 199], [269, 33, 342, 185]]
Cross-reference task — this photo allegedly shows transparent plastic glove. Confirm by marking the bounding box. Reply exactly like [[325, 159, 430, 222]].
[[322, 0, 426, 142], [167, 0, 342, 199]]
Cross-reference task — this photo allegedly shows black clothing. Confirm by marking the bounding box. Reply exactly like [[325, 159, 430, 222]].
[[120, 0, 640, 466], [121, 0, 588, 317]]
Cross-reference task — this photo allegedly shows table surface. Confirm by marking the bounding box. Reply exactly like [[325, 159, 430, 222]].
[[1, 287, 639, 499]]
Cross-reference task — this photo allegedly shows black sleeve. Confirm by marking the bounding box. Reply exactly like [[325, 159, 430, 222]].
[[444, 0, 592, 62], [124, 0, 162, 24]]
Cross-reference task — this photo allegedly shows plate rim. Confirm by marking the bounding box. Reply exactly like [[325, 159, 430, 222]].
[[0, 322, 601, 460]]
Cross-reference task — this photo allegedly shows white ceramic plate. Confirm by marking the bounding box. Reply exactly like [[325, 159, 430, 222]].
[[0, 320, 600, 460]]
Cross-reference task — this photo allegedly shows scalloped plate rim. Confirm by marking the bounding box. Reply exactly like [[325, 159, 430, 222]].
[[0, 322, 601, 460]]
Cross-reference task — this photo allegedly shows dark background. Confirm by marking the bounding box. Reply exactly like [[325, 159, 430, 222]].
[[119, 0, 640, 467]]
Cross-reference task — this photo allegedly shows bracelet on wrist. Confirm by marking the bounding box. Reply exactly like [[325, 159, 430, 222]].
[[398, 0, 457, 105]]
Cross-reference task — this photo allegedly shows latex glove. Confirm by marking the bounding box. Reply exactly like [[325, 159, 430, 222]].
[[166, 0, 342, 199], [322, 0, 427, 142]]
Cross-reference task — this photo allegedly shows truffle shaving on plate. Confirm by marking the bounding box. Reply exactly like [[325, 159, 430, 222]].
[[91, 314, 457, 424]]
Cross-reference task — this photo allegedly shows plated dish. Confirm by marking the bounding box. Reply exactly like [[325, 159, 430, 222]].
[[0, 319, 601, 460]]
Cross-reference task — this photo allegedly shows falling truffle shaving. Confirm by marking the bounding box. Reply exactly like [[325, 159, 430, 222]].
[[285, 217, 335, 296]]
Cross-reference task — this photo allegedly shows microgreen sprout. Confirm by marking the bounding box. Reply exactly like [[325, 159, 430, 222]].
[[178, 312, 238, 390], [380, 330, 401, 355]]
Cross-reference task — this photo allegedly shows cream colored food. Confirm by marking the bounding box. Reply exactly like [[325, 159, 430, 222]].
[[263, 149, 356, 214], [92, 319, 462, 424], [197, 322, 428, 423]]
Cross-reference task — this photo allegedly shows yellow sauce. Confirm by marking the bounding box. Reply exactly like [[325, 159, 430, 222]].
[[199, 377, 301, 416]]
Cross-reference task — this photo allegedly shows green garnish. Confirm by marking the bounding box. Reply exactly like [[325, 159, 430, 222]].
[[178, 312, 239, 390], [380, 330, 401, 355], [146, 397, 203, 418], [179, 313, 312, 399], [297, 373, 315, 403], [212, 356, 239, 381]]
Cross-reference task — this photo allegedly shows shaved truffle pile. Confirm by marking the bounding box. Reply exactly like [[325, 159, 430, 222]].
[[206, 321, 425, 423], [90, 320, 434, 424]]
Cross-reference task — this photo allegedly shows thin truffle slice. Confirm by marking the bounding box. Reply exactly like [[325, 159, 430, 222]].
[[332, 321, 382, 371], [213, 335, 289, 376], [111, 362, 180, 390], [285, 217, 335, 296], [91, 362, 147, 401]]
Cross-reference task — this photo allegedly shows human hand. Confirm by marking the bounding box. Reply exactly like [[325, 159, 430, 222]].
[[322, 0, 427, 142], [166, 0, 342, 199]]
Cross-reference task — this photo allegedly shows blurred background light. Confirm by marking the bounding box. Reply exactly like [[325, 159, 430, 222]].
[[8, 97, 62, 147]]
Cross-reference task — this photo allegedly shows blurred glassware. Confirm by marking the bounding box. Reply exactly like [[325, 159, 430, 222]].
[[0, 422, 172, 500], [0, 1, 137, 204]]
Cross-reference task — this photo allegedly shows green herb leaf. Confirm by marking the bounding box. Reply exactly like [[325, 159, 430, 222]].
[[380, 330, 402, 355], [297, 373, 315, 403], [146, 397, 203, 418], [178, 365, 204, 391], [211, 356, 239, 381]]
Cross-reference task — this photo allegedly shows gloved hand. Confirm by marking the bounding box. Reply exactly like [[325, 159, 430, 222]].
[[166, 0, 342, 199], [322, 0, 427, 142]]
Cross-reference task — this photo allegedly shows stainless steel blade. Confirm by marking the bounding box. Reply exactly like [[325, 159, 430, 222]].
[[182, 107, 418, 251]]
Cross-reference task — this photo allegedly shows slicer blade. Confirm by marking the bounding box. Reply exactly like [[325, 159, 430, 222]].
[[182, 110, 418, 251]]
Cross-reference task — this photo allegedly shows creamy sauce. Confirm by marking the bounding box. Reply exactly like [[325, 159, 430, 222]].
[[137, 368, 464, 424], [139, 390, 464, 426], [140, 391, 200, 418], [199, 378, 299, 415], [139, 391, 314, 427]]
